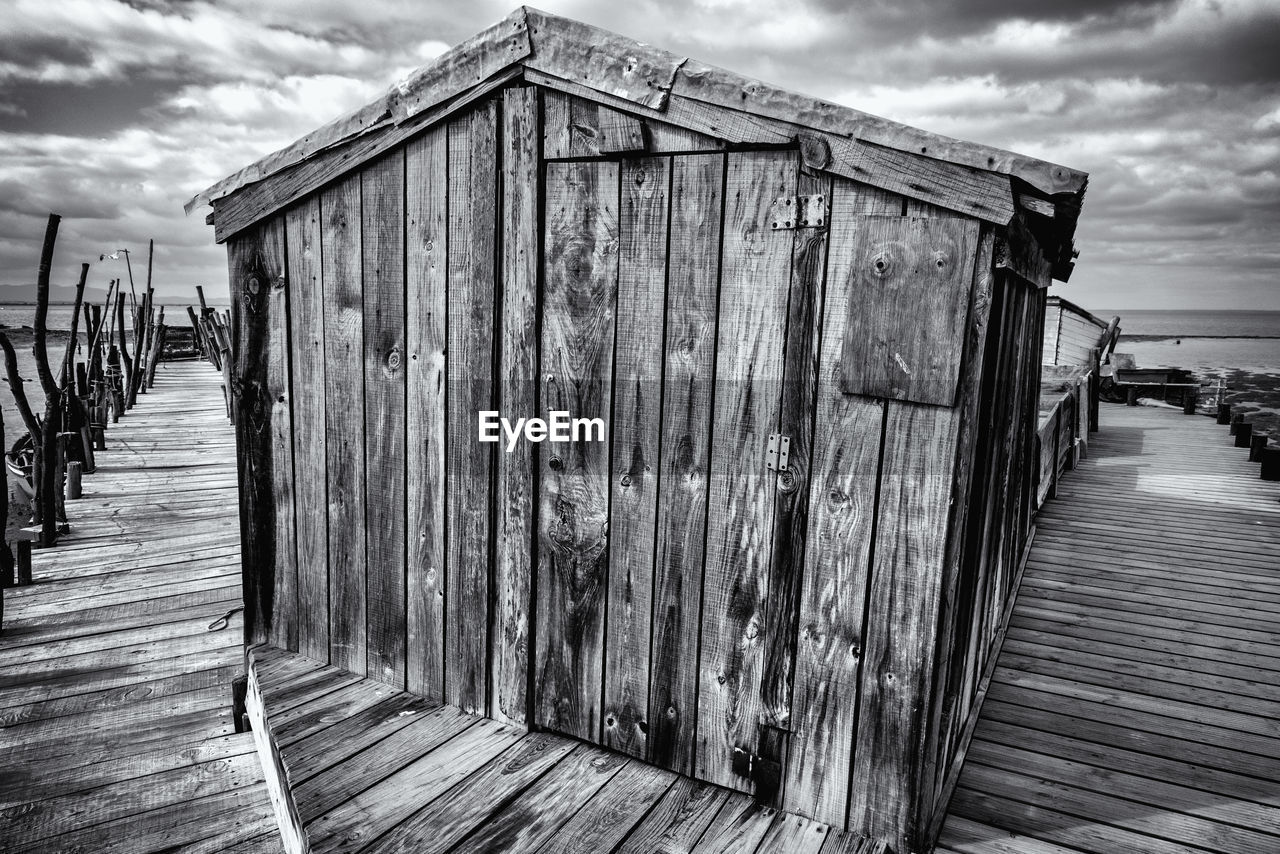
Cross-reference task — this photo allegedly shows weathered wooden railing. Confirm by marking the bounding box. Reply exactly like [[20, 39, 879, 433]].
[[1036, 362, 1095, 507]]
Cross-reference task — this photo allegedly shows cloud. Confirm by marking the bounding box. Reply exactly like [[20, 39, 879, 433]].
[[0, 0, 1276, 310]]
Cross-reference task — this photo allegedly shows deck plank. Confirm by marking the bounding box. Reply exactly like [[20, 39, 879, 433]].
[[939, 403, 1280, 853], [0, 361, 275, 852]]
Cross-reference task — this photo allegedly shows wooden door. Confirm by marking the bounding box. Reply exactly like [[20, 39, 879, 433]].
[[532, 149, 823, 797]]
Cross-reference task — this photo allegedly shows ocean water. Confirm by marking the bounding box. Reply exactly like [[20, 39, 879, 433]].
[[1094, 308, 1280, 436], [1100, 309, 1280, 375]]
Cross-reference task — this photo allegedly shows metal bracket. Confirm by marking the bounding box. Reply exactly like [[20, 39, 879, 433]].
[[769, 194, 826, 230], [731, 746, 783, 803], [766, 433, 790, 472]]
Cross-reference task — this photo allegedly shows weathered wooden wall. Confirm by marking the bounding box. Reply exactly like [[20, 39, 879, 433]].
[[1043, 297, 1106, 367], [226, 81, 1051, 854]]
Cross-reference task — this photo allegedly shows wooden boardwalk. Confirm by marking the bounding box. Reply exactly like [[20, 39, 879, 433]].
[[0, 360, 278, 852], [938, 403, 1280, 854], [6, 363, 1279, 854], [251, 644, 885, 854]]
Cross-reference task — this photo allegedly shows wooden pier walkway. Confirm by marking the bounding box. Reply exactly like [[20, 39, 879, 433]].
[[0, 360, 278, 852], [937, 403, 1280, 854]]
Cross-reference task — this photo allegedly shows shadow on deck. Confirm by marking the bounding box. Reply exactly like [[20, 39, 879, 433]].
[[0, 361, 278, 853], [937, 403, 1280, 853]]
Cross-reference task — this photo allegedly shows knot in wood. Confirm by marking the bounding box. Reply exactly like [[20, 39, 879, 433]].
[[870, 251, 894, 277], [385, 346, 402, 374], [717, 669, 727, 685], [745, 621, 759, 640], [777, 470, 796, 492], [619, 473, 633, 488], [245, 275, 261, 297], [549, 455, 564, 472]]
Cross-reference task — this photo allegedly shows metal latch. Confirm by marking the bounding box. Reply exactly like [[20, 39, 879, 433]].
[[766, 433, 790, 472], [769, 194, 826, 230]]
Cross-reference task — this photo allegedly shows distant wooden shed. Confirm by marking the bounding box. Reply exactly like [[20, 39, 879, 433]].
[[192, 8, 1088, 852], [1043, 295, 1117, 366]]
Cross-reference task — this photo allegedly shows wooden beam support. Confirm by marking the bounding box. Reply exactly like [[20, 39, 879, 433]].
[[228, 218, 289, 647], [528, 70, 1015, 226], [995, 214, 1052, 288]]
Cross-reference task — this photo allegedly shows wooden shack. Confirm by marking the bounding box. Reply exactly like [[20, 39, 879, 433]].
[[190, 8, 1088, 851], [1042, 295, 1117, 367]]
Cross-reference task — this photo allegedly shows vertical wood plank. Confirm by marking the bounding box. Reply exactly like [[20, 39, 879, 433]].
[[784, 181, 898, 825], [286, 198, 328, 661], [322, 173, 367, 675], [445, 102, 499, 713], [647, 153, 724, 777], [535, 159, 620, 740], [405, 125, 448, 700], [925, 225, 996, 813], [228, 218, 289, 648], [542, 90, 573, 159], [268, 228, 297, 652], [848, 401, 959, 852], [758, 166, 833, 804], [602, 155, 670, 757], [363, 152, 407, 687], [493, 87, 540, 725], [695, 150, 795, 791]]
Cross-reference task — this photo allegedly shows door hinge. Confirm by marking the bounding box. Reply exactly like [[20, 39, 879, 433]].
[[766, 433, 790, 472], [769, 194, 827, 230]]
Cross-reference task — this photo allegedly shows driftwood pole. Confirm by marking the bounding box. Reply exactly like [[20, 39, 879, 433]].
[[32, 214, 64, 547], [186, 305, 206, 359], [113, 293, 131, 421], [60, 263, 89, 391], [128, 242, 154, 408], [0, 404, 12, 594], [0, 333, 41, 445]]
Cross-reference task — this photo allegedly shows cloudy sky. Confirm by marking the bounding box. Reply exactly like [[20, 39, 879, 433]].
[[2, 0, 1278, 309]]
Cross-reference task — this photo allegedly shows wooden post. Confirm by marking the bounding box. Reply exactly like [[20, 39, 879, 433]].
[[1087, 346, 1100, 432], [145, 322, 167, 388], [114, 293, 133, 412], [232, 674, 250, 733], [0, 406, 12, 591], [1261, 447, 1280, 481], [186, 305, 206, 359], [1250, 434, 1269, 463], [1182, 388, 1197, 415], [79, 424, 95, 473], [1216, 403, 1232, 425], [67, 461, 82, 499], [16, 541, 31, 585], [221, 347, 233, 422], [32, 215, 63, 548], [1126, 387, 1138, 406], [1234, 422, 1253, 448], [1229, 413, 1244, 436]]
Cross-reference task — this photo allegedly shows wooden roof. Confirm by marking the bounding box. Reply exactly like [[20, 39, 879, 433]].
[[190, 6, 1087, 279]]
